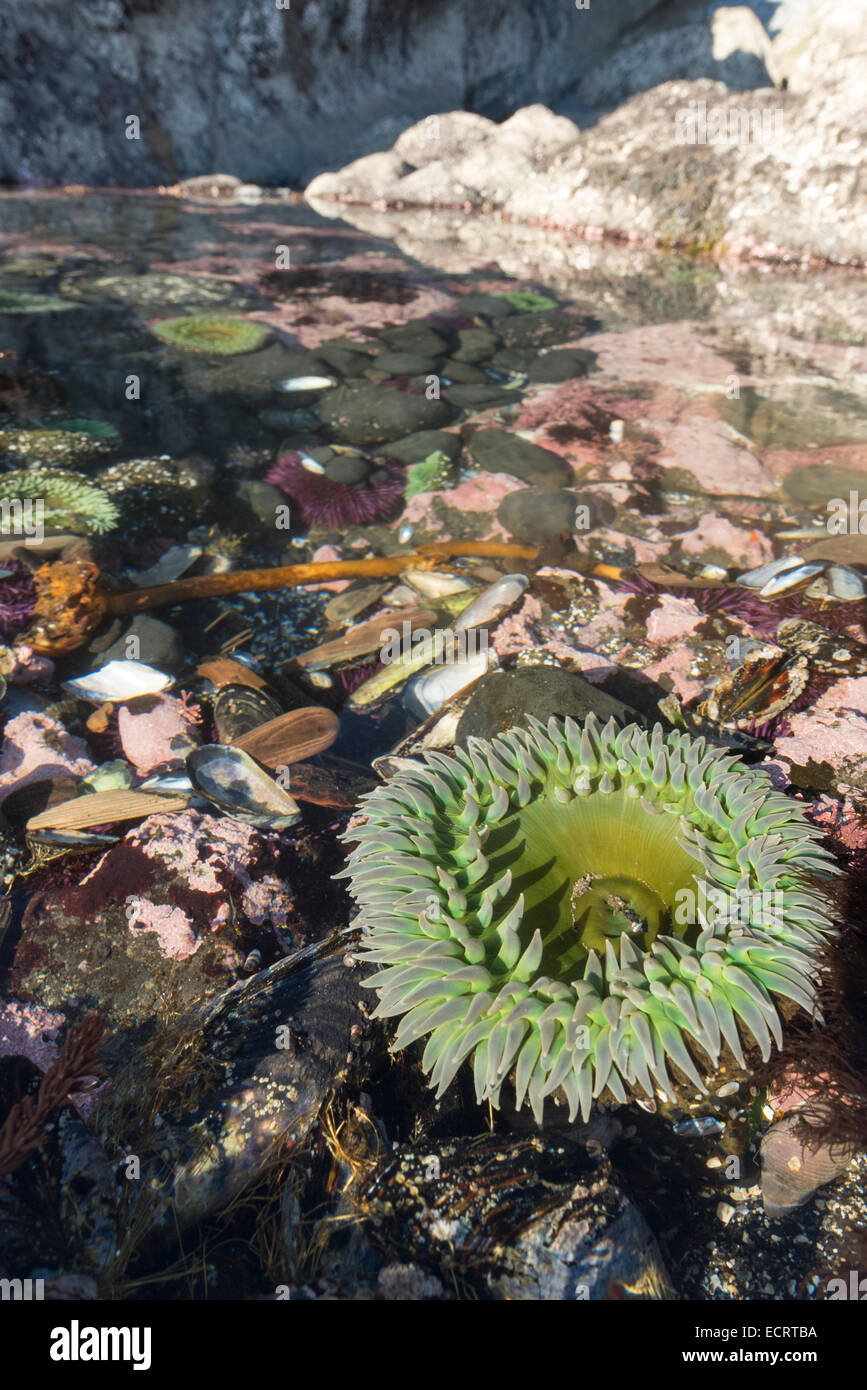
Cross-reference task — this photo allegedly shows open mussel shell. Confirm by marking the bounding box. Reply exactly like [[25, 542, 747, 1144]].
[[734, 555, 824, 598], [186, 745, 301, 828], [235, 706, 339, 769], [212, 683, 283, 742]]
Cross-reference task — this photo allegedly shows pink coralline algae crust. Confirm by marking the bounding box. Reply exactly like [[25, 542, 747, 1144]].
[[651, 415, 775, 496], [6, 644, 55, 685], [643, 646, 706, 703], [491, 594, 544, 658], [0, 712, 94, 805], [575, 322, 739, 389], [0, 999, 104, 1118], [679, 513, 773, 568], [773, 677, 867, 794], [125, 811, 295, 927], [758, 443, 867, 483], [0, 1000, 64, 1069], [808, 795, 867, 852], [125, 897, 200, 960], [117, 694, 201, 774], [645, 594, 704, 644], [398, 471, 524, 532]]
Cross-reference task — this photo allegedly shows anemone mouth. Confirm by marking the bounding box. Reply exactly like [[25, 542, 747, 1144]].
[[340, 714, 839, 1125]]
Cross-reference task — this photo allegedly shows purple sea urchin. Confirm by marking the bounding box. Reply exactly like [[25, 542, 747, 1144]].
[[267, 450, 405, 528], [340, 714, 838, 1123], [0, 559, 37, 638]]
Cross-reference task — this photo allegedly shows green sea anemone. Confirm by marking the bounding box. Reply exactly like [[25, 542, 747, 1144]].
[[0, 290, 75, 314], [150, 315, 271, 355], [493, 291, 557, 313], [404, 449, 457, 499], [0, 470, 119, 535], [341, 715, 838, 1124]]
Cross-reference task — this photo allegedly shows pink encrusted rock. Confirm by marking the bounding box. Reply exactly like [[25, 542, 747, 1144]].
[[117, 694, 200, 774], [125, 897, 200, 960], [7, 644, 55, 685], [643, 646, 706, 703], [0, 999, 64, 1069], [773, 677, 867, 795], [0, 1000, 104, 1117], [652, 415, 776, 497], [12, 809, 301, 1042], [0, 712, 94, 805], [575, 322, 739, 389], [491, 594, 544, 658], [645, 594, 703, 644], [680, 513, 773, 568], [123, 811, 295, 928], [398, 472, 523, 532]]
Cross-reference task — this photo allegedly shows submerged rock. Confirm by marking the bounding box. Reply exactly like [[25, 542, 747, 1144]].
[[467, 429, 571, 487], [361, 1134, 671, 1300], [316, 385, 457, 446], [456, 666, 642, 743], [100, 937, 368, 1233]]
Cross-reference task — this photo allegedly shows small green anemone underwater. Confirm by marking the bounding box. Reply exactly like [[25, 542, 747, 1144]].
[[150, 315, 271, 355], [0, 470, 119, 535], [341, 715, 838, 1123]]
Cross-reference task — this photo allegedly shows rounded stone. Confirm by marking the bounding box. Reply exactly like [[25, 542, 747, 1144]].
[[324, 455, 370, 485], [497, 487, 582, 543], [527, 348, 596, 383], [315, 385, 458, 446], [468, 428, 571, 487], [386, 429, 462, 465]]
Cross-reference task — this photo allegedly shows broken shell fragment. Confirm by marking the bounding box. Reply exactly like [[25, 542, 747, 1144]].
[[63, 660, 173, 704], [186, 745, 301, 828]]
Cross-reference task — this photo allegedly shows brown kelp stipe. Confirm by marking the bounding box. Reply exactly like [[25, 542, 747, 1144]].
[[23, 542, 539, 655]]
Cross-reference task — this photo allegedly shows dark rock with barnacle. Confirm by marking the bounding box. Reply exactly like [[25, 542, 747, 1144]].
[[360, 1133, 671, 1300], [98, 937, 368, 1233]]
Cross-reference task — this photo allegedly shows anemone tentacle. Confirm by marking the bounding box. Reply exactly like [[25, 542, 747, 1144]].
[[340, 715, 838, 1123]]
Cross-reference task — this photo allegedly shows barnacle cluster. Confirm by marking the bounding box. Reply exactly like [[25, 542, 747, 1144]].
[[341, 714, 837, 1123], [0, 470, 119, 534]]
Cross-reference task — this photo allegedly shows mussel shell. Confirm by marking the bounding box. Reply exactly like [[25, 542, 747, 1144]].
[[186, 745, 301, 828], [212, 684, 283, 742], [235, 706, 339, 769]]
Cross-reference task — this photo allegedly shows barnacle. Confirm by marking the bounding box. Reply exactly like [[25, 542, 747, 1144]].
[[340, 714, 838, 1123], [150, 314, 271, 355], [0, 470, 119, 534]]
